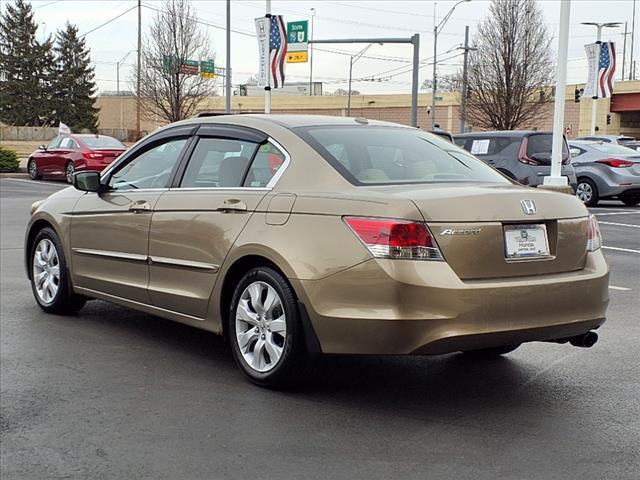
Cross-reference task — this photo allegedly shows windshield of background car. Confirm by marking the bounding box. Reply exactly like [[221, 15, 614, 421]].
[[590, 142, 640, 155], [296, 126, 510, 185], [82, 136, 126, 149]]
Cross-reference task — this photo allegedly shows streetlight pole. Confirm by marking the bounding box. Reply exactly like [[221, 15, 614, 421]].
[[226, 0, 231, 113], [582, 22, 621, 135], [309, 8, 315, 96], [431, 0, 470, 130], [347, 43, 374, 116], [117, 50, 136, 131]]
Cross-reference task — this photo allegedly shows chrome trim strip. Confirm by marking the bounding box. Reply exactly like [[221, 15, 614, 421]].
[[168, 187, 270, 192], [149, 256, 219, 272], [72, 248, 148, 262]]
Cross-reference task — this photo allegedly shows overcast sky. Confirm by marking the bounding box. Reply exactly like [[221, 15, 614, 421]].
[[13, 0, 640, 95]]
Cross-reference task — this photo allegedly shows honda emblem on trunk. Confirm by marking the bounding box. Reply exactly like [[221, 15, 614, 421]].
[[521, 199, 536, 215]]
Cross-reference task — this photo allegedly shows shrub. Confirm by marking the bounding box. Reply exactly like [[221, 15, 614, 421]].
[[0, 146, 20, 173]]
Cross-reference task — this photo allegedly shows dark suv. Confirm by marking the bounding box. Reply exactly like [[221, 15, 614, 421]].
[[454, 131, 577, 188]]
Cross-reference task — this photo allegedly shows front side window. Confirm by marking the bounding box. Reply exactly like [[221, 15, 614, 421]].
[[47, 136, 62, 149], [297, 126, 509, 185], [109, 137, 187, 190]]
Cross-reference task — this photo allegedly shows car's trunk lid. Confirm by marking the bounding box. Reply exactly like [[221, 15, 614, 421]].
[[364, 183, 590, 279]]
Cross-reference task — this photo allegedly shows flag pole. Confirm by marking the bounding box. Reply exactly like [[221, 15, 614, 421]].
[[265, 0, 271, 114], [590, 26, 602, 136]]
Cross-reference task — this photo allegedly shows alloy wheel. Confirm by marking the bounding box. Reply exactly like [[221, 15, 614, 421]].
[[235, 281, 287, 373], [32, 238, 60, 305], [28, 160, 38, 179], [65, 163, 75, 184], [576, 182, 593, 203]]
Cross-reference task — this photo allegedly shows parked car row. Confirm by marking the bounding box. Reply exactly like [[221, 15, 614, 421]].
[[453, 132, 639, 207]]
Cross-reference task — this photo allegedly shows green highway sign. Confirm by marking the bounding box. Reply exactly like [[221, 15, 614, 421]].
[[287, 20, 308, 56]]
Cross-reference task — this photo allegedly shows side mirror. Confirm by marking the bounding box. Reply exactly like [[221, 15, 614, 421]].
[[73, 171, 103, 192], [39, 144, 47, 151]]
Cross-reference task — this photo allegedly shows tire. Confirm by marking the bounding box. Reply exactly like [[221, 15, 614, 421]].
[[575, 178, 599, 207], [30, 227, 86, 314], [65, 161, 75, 184], [28, 158, 41, 180], [463, 344, 521, 357], [229, 266, 309, 388], [621, 197, 640, 207]]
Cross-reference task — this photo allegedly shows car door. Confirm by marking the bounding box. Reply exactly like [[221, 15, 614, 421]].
[[38, 136, 63, 174], [70, 129, 194, 304], [147, 125, 289, 318], [57, 137, 77, 176]]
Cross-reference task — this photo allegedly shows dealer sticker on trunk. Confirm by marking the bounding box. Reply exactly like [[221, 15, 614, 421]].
[[504, 224, 550, 260]]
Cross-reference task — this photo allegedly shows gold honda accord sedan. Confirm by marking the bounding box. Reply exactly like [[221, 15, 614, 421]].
[[26, 115, 609, 386]]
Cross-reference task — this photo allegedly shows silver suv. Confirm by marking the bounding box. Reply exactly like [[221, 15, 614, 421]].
[[454, 131, 577, 189]]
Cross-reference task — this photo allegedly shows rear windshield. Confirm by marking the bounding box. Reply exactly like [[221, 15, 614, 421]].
[[589, 142, 640, 155], [81, 136, 126, 149], [527, 134, 569, 159], [296, 126, 510, 185]]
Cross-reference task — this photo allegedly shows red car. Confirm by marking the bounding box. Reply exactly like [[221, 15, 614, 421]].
[[27, 134, 127, 183]]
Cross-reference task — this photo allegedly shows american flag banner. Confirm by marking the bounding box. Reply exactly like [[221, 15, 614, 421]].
[[597, 41, 616, 98], [269, 15, 287, 88]]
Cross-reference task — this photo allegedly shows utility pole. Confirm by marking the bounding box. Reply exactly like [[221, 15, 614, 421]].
[[431, 0, 470, 130], [265, 0, 271, 114], [623, 21, 628, 80], [459, 25, 470, 134], [632, 0, 637, 80], [226, 0, 231, 113], [542, 0, 570, 191], [136, 0, 141, 140], [309, 8, 315, 96], [347, 44, 375, 116]]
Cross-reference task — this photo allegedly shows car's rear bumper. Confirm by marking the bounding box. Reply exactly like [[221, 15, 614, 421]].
[[295, 251, 609, 355]]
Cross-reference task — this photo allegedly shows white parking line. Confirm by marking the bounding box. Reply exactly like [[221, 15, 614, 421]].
[[609, 286, 632, 291], [594, 211, 640, 216], [602, 246, 640, 254], [1, 178, 64, 187], [598, 221, 640, 228]]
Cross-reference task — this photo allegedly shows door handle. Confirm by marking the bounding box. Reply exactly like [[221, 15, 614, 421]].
[[216, 199, 247, 213], [129, 200, 151, 213]]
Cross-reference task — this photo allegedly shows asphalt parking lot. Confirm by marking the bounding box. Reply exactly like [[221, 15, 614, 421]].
[[1, 178, 639, 480]]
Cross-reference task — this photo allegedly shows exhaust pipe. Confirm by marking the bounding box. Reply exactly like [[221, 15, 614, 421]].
[[569, 331, 598, 348]]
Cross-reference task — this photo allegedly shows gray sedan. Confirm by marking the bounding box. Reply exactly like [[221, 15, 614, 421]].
[[569, 140, 640, 207]]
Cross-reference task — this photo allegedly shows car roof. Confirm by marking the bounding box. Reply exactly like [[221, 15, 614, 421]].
[[454, 130, 552, 138], [576, 134, 635, 140], [174, 114, 413, 130]]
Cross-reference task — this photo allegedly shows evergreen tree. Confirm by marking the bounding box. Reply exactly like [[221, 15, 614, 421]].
[[0, 0, 54, 126], [51, 23, 99, 132]]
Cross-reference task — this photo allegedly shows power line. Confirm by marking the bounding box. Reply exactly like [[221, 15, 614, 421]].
[[80, 5, 138, 38]]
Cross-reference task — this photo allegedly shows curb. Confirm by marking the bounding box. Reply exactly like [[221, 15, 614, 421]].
[[0, 169, 30, 178]]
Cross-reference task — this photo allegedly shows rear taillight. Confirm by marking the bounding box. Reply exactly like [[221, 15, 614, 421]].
[[82, 151, 103, 160], [344, 216, 444, 261], [596, 158, 634, 168], [587, 214, 602, 252]]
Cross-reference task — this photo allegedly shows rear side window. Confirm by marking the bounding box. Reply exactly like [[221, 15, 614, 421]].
[[180, 138, 286, 188], [469, 137, 516, 156], [297, 126, 509, 185], [59, 137, 77, 149], [527, 134, 569, 160], [181, 138, 259, 188]]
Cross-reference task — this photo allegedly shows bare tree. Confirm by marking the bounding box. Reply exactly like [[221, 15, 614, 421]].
[[133, 0, 217, 123], [421, 73, 462, 92], [464, 0, 554, 130]]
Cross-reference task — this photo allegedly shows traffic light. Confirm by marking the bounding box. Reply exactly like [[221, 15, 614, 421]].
[[574, 88, 582, 103], [606, 114, 612, 125]]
